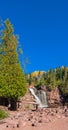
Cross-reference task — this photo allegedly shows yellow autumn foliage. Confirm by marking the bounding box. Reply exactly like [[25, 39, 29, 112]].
[[31, 71, 45, 77]]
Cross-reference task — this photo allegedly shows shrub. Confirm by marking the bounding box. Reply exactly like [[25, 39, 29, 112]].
[[0, 109, 8, 119]]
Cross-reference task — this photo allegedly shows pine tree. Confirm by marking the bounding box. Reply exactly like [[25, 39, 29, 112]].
[[0, 19, 27, 109]]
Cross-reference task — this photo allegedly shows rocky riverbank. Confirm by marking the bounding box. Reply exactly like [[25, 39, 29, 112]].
[[0, 89, 68, 130], [0, 106, 68, 130]]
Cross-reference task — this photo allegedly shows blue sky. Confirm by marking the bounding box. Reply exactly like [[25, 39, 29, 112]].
[[0, 0, 68, 73]]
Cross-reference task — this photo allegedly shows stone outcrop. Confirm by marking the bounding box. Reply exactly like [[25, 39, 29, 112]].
[[47, 87, 61, 107]]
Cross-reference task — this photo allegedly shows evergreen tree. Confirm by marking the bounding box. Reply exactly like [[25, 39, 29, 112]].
[[0, 19, 27, 109]]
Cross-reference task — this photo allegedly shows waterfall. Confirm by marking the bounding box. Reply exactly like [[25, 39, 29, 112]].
[[29, 88, 48, 108]]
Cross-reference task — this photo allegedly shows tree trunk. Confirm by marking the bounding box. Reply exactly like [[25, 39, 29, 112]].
[[8, 98, 17, 110]]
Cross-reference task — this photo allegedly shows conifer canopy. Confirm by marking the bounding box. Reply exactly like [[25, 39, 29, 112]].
[[0, 19, 27, 100]]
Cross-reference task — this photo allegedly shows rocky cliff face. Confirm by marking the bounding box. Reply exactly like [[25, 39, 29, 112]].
[[35, 86, 62, 107], [47, 87, 61, 107], [23, 86, 67, 109]]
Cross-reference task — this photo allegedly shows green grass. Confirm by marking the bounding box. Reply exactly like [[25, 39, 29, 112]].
[[25, 104, 30, 109], [0, 109, 8, 119]]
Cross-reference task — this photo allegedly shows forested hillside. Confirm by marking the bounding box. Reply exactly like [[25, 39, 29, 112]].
[[26, 66, 68, 96]]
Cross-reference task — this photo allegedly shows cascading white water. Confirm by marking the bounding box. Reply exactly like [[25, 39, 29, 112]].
[[29, 88, 42, 106], [29, 88, 48, 108], [39, 91, 48, 107]]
